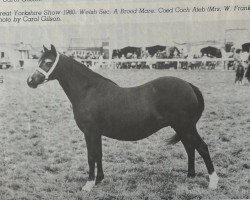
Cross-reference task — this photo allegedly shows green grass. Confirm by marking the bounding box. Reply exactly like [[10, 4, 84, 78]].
[[0, 68, 249, 200]]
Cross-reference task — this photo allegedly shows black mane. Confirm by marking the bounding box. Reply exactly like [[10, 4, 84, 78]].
[[62, 54, 118, 86]]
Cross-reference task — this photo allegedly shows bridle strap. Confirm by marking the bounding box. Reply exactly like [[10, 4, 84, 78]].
[[36, 52, 60, 83]]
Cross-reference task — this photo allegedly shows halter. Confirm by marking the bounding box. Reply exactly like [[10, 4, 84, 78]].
[[36, 52, 60, 83]]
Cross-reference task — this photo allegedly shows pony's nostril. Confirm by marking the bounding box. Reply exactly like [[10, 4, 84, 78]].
[[27, 76, 32, 84]]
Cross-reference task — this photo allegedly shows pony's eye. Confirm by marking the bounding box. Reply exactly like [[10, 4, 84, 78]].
[[46, 61, 52, 65]]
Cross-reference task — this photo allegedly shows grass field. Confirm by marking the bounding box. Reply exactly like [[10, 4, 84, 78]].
[[0, 68, 249, 200]]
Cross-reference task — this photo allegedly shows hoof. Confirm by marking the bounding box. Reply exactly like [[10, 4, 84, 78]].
[[208, 171, 219, 189], [82, 180, 95, 192]]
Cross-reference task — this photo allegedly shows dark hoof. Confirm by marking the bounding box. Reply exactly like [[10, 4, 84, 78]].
[[95, 175, 104, 185], [187, 173, 195, 178]]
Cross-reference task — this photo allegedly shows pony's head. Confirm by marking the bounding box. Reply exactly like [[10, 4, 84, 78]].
[[27, 44, 59, 88]]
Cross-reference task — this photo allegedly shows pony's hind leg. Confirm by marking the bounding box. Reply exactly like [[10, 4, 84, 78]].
[[173, 124, 196, 178], [181, 138, 195, 178], [193, 128, 219, 189], [174, 123, 219, 189]]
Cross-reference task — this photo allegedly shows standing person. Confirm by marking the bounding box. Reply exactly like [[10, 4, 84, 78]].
[[235, 64, 245, 85], [233, 49, 242, 69], [98, 53, 104, 68], [234, 49, 244, 85], [131, 52, 137, 68]]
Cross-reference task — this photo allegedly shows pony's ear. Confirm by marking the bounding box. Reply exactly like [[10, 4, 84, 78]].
[[50, 44, 57, 56], [43, 45, 49, 52]]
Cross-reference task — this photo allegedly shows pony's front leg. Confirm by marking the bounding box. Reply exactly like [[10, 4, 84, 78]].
[[82, 133, 103, 192], [95, 137, 104, 184]]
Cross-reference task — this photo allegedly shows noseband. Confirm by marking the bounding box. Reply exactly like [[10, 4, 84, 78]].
[[36, 52, 60, 83]]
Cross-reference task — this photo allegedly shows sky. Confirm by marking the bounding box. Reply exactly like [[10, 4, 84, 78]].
[[1, 19, 250, 49]]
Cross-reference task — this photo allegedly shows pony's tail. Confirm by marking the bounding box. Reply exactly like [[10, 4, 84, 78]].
[[167, 133, 181, 145], [189, 83, 205, 121]]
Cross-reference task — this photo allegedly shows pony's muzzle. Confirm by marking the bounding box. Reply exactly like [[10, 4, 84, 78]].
[[27, 76, 37, 88]]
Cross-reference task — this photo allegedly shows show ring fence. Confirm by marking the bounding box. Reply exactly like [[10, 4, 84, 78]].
[[79, 58, 235, 69]]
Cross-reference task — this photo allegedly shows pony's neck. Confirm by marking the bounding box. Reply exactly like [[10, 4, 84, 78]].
[[55, 55, 113, 105]]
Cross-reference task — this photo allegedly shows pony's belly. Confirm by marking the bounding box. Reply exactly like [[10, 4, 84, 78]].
[[102, 122, 165, 141], [100, 108, 169, 141], [103, 130, 157, 141]]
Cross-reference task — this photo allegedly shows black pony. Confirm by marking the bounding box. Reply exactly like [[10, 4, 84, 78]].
[[27, 45, 219, 191]]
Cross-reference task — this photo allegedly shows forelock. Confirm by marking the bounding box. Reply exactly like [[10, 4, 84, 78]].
[[39, 51, 52, 63]]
